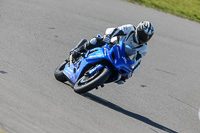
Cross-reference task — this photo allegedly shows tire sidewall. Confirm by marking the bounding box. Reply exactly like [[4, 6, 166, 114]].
[[54, 61, 67, 82], [74, 67, 110, 94]]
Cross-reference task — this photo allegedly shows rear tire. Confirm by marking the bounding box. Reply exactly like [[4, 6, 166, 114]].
[[74, 67, 110, 94], [54, 61, 68, 82]]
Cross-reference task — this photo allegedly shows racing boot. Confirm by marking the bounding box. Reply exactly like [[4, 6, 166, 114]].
[[70, 37, 104, 60], [71, 46, 87, 60], [70, 39, 88, 60]]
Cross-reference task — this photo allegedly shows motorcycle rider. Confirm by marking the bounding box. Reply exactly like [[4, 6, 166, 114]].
[[70, 21, 154, 84]]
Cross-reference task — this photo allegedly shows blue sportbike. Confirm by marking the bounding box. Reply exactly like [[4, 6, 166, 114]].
[[54, 38, 136, 94]]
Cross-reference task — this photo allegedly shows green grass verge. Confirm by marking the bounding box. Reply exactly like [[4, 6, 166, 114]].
[[127, 0, 200, 22]]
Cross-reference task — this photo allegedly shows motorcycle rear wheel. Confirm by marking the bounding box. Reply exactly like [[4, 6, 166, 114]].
[[54, 61, 68, 82], [74, 67, 110, 94]]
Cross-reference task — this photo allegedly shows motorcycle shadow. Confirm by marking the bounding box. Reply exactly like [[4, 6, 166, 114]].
[[82, 92, 178, 133]]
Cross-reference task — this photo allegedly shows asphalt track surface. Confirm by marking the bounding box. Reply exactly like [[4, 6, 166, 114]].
[[0, 0, 200, 133]]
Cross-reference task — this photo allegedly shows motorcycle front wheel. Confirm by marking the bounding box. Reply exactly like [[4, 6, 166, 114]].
[[74, 67, 110, 94]]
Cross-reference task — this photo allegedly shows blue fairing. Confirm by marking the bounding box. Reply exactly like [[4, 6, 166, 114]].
[[63, 41, 135, 84]]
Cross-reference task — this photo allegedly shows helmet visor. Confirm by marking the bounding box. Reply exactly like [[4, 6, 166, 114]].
[[137, 30, 153, 44]]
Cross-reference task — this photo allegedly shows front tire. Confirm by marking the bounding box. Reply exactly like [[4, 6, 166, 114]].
[[54, 61, 68, 82], [74, 67, 110, 94]]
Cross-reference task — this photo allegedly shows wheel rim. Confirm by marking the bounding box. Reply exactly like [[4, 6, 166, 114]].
[[77, 69, 100, 86]]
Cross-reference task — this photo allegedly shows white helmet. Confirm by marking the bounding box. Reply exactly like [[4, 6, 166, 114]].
[[136, 21, 154, 44]]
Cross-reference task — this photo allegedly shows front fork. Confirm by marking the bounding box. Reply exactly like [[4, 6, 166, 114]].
[[88, 64, 104, 76], [88, 64, 113, 76], [88, 64, 122, 83]]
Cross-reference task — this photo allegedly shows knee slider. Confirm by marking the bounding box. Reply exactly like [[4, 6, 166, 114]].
[[89, 38, 97, 45]]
